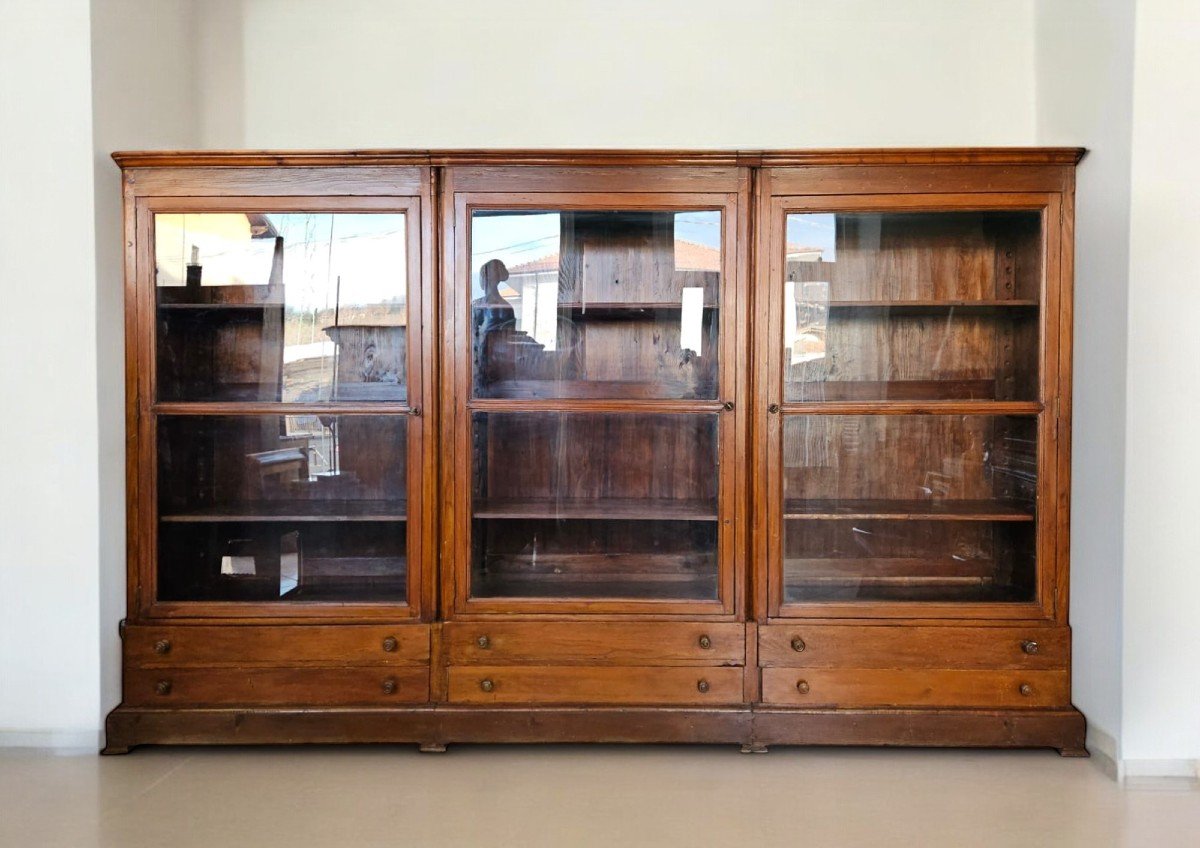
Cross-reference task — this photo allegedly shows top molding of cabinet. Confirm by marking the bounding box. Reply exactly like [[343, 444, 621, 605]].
[[111, 148, 1087, 169]]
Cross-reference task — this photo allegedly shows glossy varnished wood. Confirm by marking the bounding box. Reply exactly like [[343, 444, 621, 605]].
[[111, 148, 1082, 754], [123, 624, 429, 667], [758, 624, 1069, 669], [102, 704, 1084, 754], [760, 667, 1070, 709], [445, 622, 745, 665], [124, 666, 430, 707], [448, 666, 744, 705]]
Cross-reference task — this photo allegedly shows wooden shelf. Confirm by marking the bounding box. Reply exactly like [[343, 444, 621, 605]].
[[784, 557, 995, 588], [786, 379, 1004, 402], [783, 582, 1027, 604], [160, 500, 408, 523], [474, 574, 718, 602], [816, 299, 1038, 310], [282, 578, 407, 601], [158, 302, 280, 312], [782, 499, 1034, 522], [473, 498, 717, 521], [476, 379, 717, 400], [474, 301, 718, 316]]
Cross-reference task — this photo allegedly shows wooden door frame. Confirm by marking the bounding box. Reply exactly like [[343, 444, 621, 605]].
[[124, 170, 437, 622], [752, 182, 1070, 624], [438, 168, 752, 620]]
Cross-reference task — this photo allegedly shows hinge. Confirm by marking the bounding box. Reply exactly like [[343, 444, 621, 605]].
[[118, 618, 127, 639]]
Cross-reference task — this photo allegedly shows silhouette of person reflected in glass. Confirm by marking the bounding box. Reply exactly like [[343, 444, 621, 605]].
[[475, 259, 515, 333]]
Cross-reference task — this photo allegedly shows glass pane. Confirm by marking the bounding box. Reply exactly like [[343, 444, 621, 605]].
[[470, 210, 721, 399], [155, 213, 408, 402], [782, 414, 1037, 603], [784, 211, 1041, 401], [470, 412, 719, 602], [157, 414, 407, 602]]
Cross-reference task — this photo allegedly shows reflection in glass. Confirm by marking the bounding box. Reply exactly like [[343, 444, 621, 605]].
[[469, 412, 719, 601], [156, 414, 407, 602], [470, 210, 721, 399], [782, 414, 1037, 603], [783, 211, 1041, 401], [155, 213, 407, 402]]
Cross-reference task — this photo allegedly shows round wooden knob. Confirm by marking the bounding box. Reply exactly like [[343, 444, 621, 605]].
[[791, 636, 806, 653], [153, 640, 171, 655], [1019, 683, 1033, 696], [1021, 640, 1039, 655], [476, 635, 490, 649], [698, 634, 712, 650], [155, 680, 172, 696], [796, 680, 810, 694], [382, 678, 397, 695], [480, 679, 494, 693], [382, 636, 398, 653], [697, 679, 710, 693]]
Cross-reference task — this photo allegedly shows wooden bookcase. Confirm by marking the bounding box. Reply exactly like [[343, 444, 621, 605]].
[[105, 149, 1085, 755]]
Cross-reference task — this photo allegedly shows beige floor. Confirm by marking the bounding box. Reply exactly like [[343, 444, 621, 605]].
[[2, 746, 1198, 848]]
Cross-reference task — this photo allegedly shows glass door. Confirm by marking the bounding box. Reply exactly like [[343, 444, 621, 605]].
[[451, 198, 741, 616], [766, 197, 1058, 618], [144, 198, 428, 616]]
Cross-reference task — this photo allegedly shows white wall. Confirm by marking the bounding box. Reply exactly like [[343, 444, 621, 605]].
[[195, 0, 1037, 148], [8, 0, 1199, 773], [0, 0, 198, 745], [1034, 0, 1135, 762], [89, 0, 200, 729], [1122, 0, 1200, 774], [0, 0, 102, 746]]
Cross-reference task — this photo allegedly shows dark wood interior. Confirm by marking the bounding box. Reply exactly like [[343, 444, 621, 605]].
[[105, 149, 1084, 755]]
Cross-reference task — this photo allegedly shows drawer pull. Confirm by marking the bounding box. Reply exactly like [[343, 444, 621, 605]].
[[698, 634, 712, 650], [1019, 683, 1033, 696], [153, 639, 171, 655], [791, 636, 806, 653], [697, 679, 710, 694], [795, 679, 810, 694], [480, 679, 495, 693], [476, 635, 490, 649], [155, 680, 172, 696], [1021, 640, 1039, 655], [382, 678, 397, 695], [382, 636, 398, 653]]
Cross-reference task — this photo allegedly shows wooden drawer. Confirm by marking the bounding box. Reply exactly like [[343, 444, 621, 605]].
[[446, 622, 745, 666], [448, 666, 744, 705], [124, 625, 429, 667], [761, 668, 1070, 708], [124, 666, 429, 707], [759, 625, 1068, 670]]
